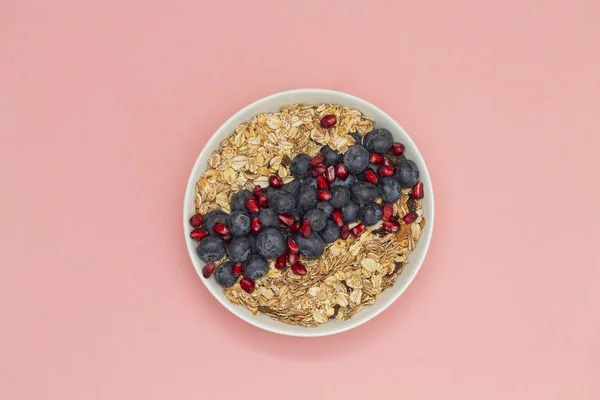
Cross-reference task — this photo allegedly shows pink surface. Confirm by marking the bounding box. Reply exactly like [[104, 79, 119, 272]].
[[1, 0, 599, 398]]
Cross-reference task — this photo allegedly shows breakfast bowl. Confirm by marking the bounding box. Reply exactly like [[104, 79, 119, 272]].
[[183, 89, 434, 337]]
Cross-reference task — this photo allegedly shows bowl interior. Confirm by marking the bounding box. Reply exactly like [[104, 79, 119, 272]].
[[183, 89, 434, 337]]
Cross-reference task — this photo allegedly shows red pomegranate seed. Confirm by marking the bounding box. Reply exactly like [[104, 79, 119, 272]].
[[239, 277, 256, 293], [213, 221, 230, 235], [278, 213, 296, 228], [275, 253, 287, 270], [190, 227, 209, 240], [286, 237, 299, 254], [383, 220, 400, 233], [269, 175, 284, 189], [411, 181, 424, 199], [391, 142, 405, 156], [189, 213, 204, 227], [258, 193, 269, 208], [316, 175, 329, 190], [253, 185, 263, 196], [331, 209, 344, 227], [363, 168, 378, 184], [288, 252, 299, 265], [311, 153, 326, 166], [291, 262, 307, 276], [402, 212, 418, 224], [310, 165, 326, 177], [350, 223, 366, 237], [245, 197, 260, 214], [382, 158, 393, 167], [340, 224, 350, 239], [222, 234, 232, 243], [317, 189, 332, 201], [232, 262, 244, 277], [202, 263, 216, 278], [335, 163, 349, 180], [382, 203, 393, 221], [326, 166, 336, 183], [320, 114, 337, 128], [289, 222, 300, 233], [369, 152, 384, 165], [250, 217, 262, 234], [300, 220, 311, 238], [378, 165, 395, 177]]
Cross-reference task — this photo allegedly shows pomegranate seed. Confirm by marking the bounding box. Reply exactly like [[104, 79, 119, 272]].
[[288, 252, 299, 265], [222, 234, 232, 243], [253, 185, 263, 196], [286, 237, 299, 254], [350, 223, 366, 237], [278, 213, 296, 228], [190, 227, 208, 240], [275, 253, 287, 270], [382, 158, 393, 167], [320, 114, 337, 128], [310, 153, 326, 166], [189, 213, 204, 227], [335, 163, 349, 180], [331, 209, 344, 227], [257, 193, 269, 208], [316, 175, 329, 190], [382, 203, 393, 221], [300, 220, 311, 238], [291, 263, 307, 276], [369, 153, 384, 165], [269, 175, 284, 189], [202, 263, 216, 278], [378, 165, 395, 177], [402, 212, 418, 224], [411, 181, 424, 199], [289, 222, 301, 233], [232, 262, 244, 277], [317, 189, 332, 201], [239, 277, 256, 293], [250, 217, 262, 234], [213, 221, 230, 235], [245, 197, 260, 214], [391, 142, 405, 156], [363, 168, 378, 184], [326, 166, 336, 183], [310, 165, 326, 177], [383, 220, 400, 233], [340, 224, 350, 239]]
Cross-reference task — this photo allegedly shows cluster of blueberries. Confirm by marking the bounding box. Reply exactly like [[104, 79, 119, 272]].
[[189, 126, 421, 293]]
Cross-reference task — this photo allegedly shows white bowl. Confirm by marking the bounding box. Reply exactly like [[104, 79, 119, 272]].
[[183, 89, 434, 337]]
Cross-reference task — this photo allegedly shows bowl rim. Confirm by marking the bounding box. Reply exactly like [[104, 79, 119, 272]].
[[183, 88, 435, 337]]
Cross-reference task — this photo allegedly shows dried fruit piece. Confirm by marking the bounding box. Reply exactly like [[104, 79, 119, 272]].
[[277, 213, 296, 228], [269, 175, 284, 189], [369, 152, 384, 165], [232, 262, 244, 277], [286, 237, 299, 254], [310, 153, 326, 166], [350, 223, 366, 237], [189, 213, 204, 227], [244, 197, 260, 214], [316, 176, 329, 190], [275, 253, 287, 270], [411, 181, 424, 199], [288, 252, 299, 265], [378, 165, 395, 177], [340, 224, 350, 239], [320, 114, 337, 128], [382, 203, 393, 221], [326, 166, 336, 183], [317, 190, 332, 201], [363, 168, 378, 184], [190, 227, 209, 240], [391, 142, 405, 156], [335, 163, 349, 180], [383, 220, 400, 232], [402, 212, 418, 224], [291, 262, 307, 276], [239, 277, 256, 293], [250, 217, 262, 234], [213, 221, 230, 236], [331, 209, 344, 227], [300, 219, 312, 238], [310, 165, 326, 177]]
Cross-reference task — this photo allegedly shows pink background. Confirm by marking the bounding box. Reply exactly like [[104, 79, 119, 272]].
[[1, 0, 599, 398]]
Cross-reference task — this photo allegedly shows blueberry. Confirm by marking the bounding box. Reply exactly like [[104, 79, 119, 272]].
[[264, 186, 277, 197], [247, 234, 256, 254], [394, 159, 420, 188], [254, 228, 286, 259], [320, 220, 340, 243], [349, 132, 362, 144], [268, 191, 296, 213], [226, 236, 253, 262], [329, 186, 351, 208], [320, 145, 341, 166], [304, 208, 327, 232], [258, 208, 279, 228], [230, 190, 252, 212], [214, 261, 237, 287], [317, 201, 334, 216], [290, 153, 312, 178], [297, 185, 317, 211], [343, 145, 369, 174], [363, 128, 393, 153], [342, 201, 360, 223], [229, 211, 251, 236], [204, 210, 230, 234], [330, 174, 356, 188], [196, 235, 226, 263], [294, 233, 325, 259], [302, 177, 317, 189], [350, 181, 379, 204], [378, 177, 402, 203], [290, 210, 303, 222], [359, 202, 382, 226], [243, 254, 269, 280], [282, 179, 301, 195]]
